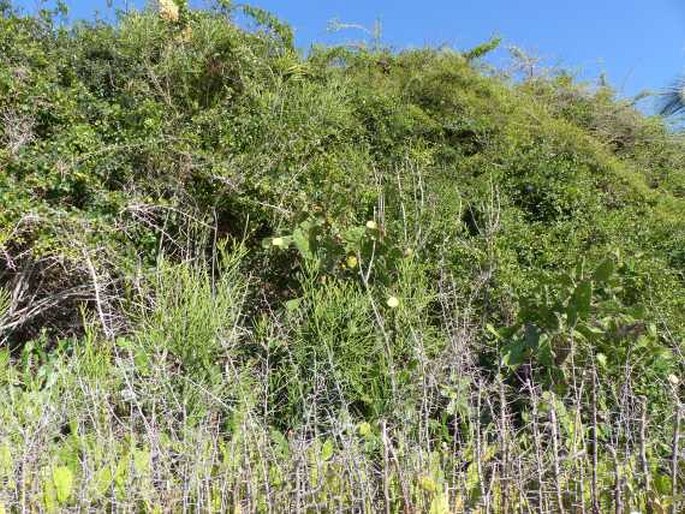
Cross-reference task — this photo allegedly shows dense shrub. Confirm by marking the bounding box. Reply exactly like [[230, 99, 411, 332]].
[[0, 2, 683, 511]]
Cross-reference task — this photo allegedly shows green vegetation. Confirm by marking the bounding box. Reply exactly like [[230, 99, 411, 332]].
[[0, 1, 683, 512]]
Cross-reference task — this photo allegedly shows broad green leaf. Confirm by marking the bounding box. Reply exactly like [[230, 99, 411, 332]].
[[524, 323, 540, 349], [593, 259, 615, 284], [653, 473, 672, 495], [115, 338, 134, 350], [568, 280, 592, 325], [114, 455, 129, 497], [320, 438, 334, 461], [285, 298, 303, 312], [133, 448, 150, 476], [537, 333, 554, 367], [342, 226, 365, 246], [270, 429, 290, 457], [466, 461, 480, 494], [292, 227, 313, 259], [502, 340, 526, 368], [419, 475, 438, 493], [52, 466, 74, 505], [94, 467, 113, 496], [0, 445, 11, 477], [357, 422, 372, 437], [429, 491, 450, 514]]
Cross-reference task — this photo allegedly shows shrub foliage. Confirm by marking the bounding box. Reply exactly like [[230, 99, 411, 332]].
[[0, 1, 683, 511]]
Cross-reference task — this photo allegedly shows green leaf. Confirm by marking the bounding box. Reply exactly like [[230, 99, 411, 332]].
[[342, 226, 365, 246], [502, 340, 526, 369], [114, 455, 129, 495], [285, 298, 303, 312], [133, 448, 150, 476], [523, 323, 540, 349], [568, 281, 592, 325], [465, 461, 481, 495], [115, 338, 134, 350], [292, 226, 313, 260], [593, 259, 615, 284], [270, 429, 290, 457], [596, 353, 607, 368], [0, 445, 11, 477], [428, 492, 450, 514], [485, 323, 501, 340], [52, 466, 74, 505], [653, 473, 672, 495], [320, 439, 334, 461], [537, 333, 554, 367], [94, 467, 113, 496], [419, 475, 439, 493], [357, 422, 372, 437]]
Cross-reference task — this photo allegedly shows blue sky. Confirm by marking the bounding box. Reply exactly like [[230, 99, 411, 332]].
[[14, 0, 685, 106]]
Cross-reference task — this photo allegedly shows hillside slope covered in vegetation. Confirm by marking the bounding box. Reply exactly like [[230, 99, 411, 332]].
[[0, 2, 683, 512]]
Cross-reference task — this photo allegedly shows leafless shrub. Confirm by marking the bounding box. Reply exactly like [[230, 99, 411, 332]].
[[0, 109, 35, 157]]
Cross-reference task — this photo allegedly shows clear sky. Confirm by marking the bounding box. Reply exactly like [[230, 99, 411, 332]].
[[13, 0, 685, 106]]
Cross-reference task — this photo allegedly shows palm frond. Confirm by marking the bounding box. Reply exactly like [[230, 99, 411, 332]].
[[658, 77, 685, 116]]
